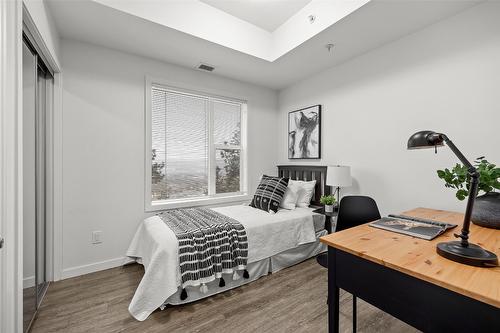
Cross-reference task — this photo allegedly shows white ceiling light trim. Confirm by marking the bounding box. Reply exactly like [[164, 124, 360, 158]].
[[92, 0, 370, 62], [200, 0, 312, 32], [93, 0, 273, 59]]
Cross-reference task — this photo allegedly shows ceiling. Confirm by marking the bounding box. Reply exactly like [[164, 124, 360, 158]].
[[200, 0, 312, 32], [47, 0, 481, 90], [90, 0, 370, 61]]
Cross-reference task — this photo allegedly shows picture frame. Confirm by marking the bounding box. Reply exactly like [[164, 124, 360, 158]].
[[288, 105, 321, 159]]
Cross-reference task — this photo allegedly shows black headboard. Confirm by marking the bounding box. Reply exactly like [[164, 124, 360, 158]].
[[277, 165, 330, 207]]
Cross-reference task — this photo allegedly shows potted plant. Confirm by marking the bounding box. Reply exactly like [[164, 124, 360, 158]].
[[320, 195, 336, 213], [437, 157, 500, 229]]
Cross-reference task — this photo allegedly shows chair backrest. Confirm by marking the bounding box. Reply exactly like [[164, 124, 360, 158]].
[[336, 196, 381, 232]]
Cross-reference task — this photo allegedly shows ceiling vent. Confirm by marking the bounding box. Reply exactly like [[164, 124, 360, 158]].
[[197, 63, 215, 72]]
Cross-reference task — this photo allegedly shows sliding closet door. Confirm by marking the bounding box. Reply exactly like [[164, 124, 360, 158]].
[[36, 66, 51, 305], [22, 41, 37, 333], [22, 35, 53, 332]]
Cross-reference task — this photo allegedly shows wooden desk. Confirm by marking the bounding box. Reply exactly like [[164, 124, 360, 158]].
[[320, 208, 500, 333]]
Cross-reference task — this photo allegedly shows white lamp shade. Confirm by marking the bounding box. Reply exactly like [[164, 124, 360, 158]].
[[326, 165, 352, 187]]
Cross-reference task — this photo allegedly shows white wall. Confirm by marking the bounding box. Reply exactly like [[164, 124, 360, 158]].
[[278, 2, 500, 216], [60, 40, 279, 277]]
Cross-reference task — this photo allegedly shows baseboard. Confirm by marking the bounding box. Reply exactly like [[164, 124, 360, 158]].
[[23, 276, 35, 289], [61, 256, 135, 280]]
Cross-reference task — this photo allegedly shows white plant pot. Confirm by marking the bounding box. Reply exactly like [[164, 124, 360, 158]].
[[325, 205, 334, 213]]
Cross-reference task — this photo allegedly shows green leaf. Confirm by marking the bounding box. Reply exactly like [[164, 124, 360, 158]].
[[456, 189, 468, 201], [320, 195, 336, 205], [438, 156, 500, 199]]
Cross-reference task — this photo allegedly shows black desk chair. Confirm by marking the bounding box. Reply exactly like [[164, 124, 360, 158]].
[[319, 195, 381, 332]]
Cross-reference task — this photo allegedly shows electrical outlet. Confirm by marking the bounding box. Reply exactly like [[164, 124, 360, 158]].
[[92, 231, 102, 244]]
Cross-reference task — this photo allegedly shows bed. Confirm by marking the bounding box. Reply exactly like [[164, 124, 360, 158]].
[[127, 165, 331, 321]]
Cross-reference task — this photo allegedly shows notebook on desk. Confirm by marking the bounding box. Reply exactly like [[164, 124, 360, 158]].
[[369, 214, 457, 240]]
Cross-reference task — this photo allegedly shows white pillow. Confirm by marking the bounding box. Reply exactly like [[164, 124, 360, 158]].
[[290, 179, 316, 208], [280, 183, 299, 210]]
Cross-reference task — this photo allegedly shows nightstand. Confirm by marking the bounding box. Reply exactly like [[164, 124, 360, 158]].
[[313, 207, 337, 234], [313, 207, 338, 268]]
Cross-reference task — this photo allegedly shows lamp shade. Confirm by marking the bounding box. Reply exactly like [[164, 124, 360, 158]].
[[407, 130, 444, 150], [326, 165, 352, 187]]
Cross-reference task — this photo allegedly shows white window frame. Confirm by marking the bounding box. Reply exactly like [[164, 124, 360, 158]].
[[145, 77, 249, 211]]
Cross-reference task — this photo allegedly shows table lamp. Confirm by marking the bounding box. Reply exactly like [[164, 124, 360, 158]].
[[407, 130, 498, 267], [326, 165, 352, 207]]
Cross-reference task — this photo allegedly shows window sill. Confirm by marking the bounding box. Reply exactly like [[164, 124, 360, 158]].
[[146, 193, 252, 212]]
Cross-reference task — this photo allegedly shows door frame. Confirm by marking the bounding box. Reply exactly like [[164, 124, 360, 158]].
[[0, 1, 24, 332]]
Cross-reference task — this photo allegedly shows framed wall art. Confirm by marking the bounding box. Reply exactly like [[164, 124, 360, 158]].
[[288, 105, 321, 159]]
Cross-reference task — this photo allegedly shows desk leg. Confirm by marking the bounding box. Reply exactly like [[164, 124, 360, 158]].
[[328, 247, 339, 333], [352, 295, 357, 332]]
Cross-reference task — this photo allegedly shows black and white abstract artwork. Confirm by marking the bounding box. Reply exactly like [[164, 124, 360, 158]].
[[288, 105, 321, 159]]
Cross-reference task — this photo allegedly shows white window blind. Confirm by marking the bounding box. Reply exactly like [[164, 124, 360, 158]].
[[151, 85, 244, 203]]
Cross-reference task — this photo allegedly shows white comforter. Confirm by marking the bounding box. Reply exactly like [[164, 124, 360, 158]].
[[126, 205, 317, 321]]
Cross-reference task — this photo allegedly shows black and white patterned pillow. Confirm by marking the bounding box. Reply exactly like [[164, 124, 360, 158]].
[[250, 175, 289, 213]]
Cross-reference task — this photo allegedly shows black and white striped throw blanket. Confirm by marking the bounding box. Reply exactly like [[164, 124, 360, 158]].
[[158, 208, 249, 299]]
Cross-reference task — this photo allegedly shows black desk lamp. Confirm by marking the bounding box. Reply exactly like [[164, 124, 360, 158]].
[[407, 130, 498, 267]]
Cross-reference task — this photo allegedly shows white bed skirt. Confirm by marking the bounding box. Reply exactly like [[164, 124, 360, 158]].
[[270, 229, 327, 273], [161, 230, 327, 307]]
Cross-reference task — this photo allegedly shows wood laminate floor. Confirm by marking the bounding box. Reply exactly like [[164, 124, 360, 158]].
[[31, 258, 419, 333]]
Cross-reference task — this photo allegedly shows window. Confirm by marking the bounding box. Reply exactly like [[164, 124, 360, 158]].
[[147, 83, 247, 209]]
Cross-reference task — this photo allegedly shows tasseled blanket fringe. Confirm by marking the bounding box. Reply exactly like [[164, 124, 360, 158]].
[[180, 269, 250, 301], [232, 269, 250, 281], [180, 288, 188, 300]]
